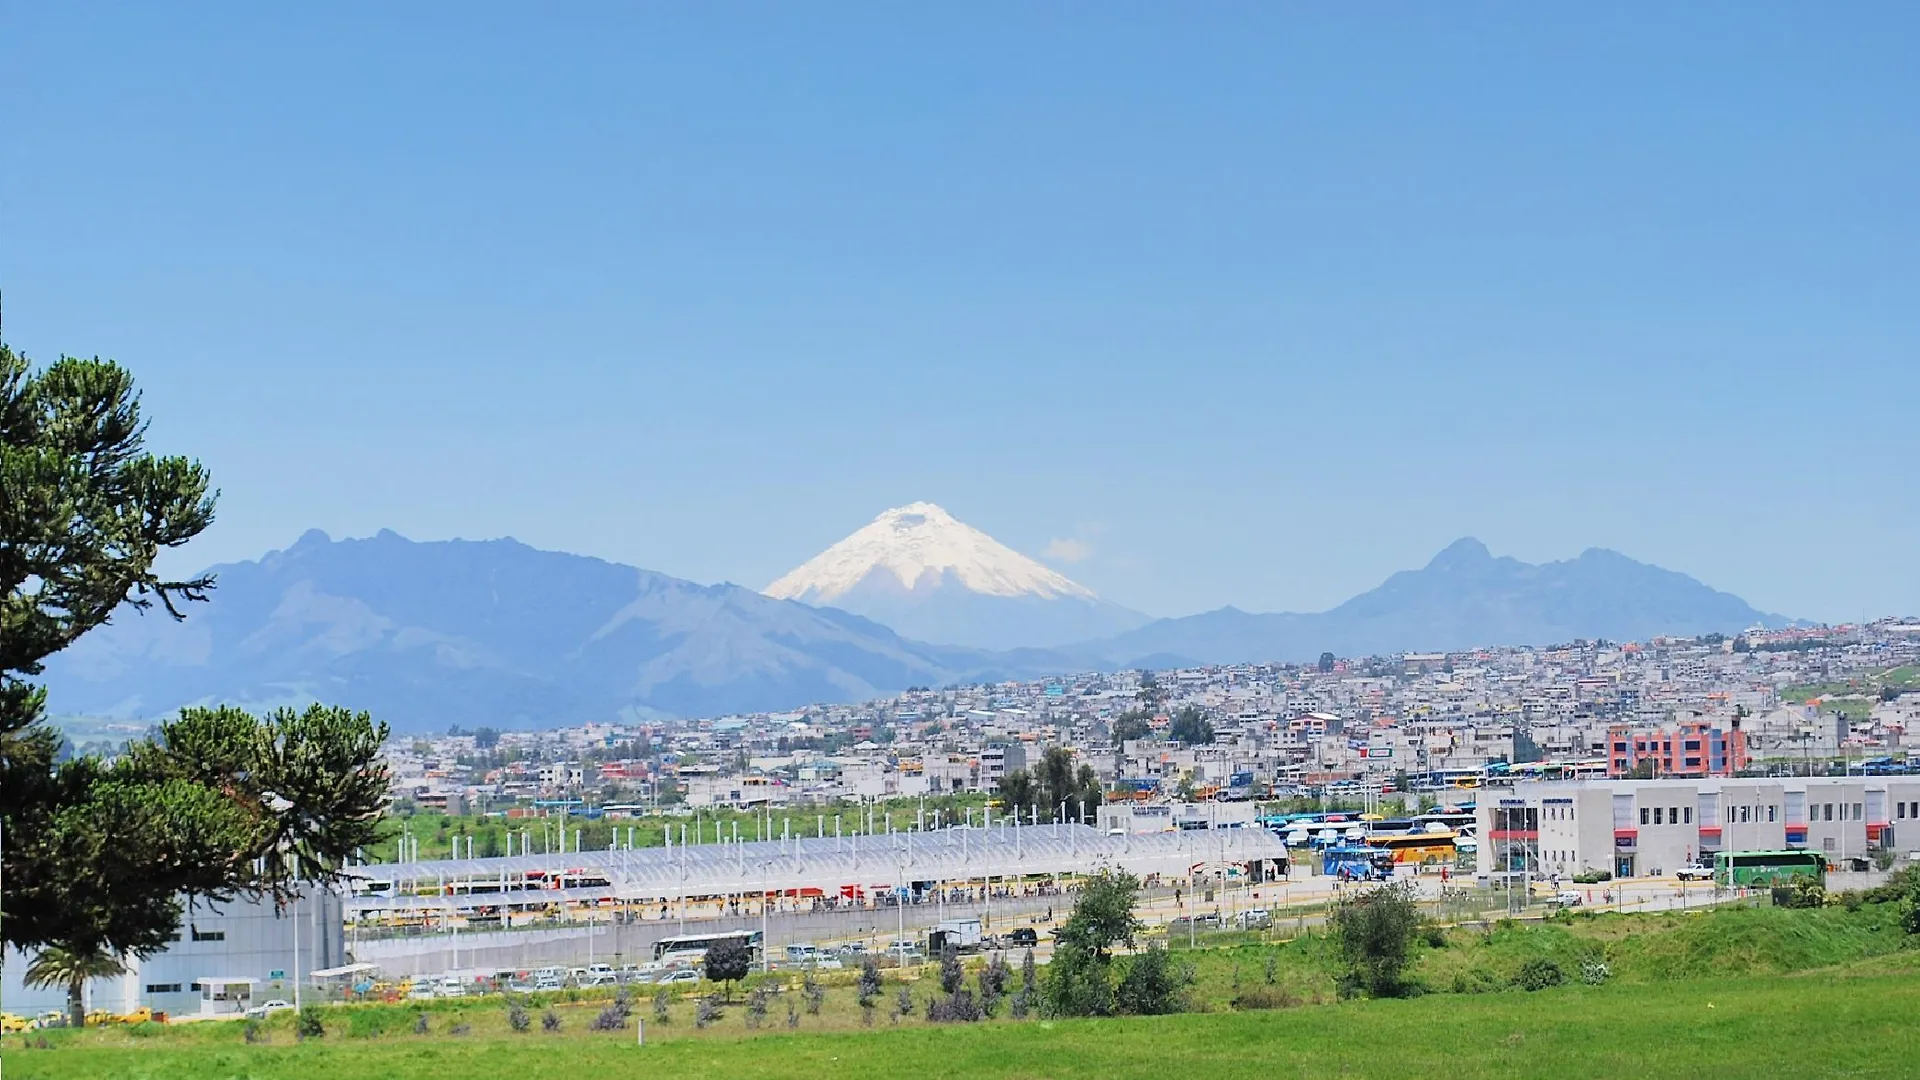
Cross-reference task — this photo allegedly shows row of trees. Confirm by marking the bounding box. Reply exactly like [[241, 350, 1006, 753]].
[[995, 747, 1104, 823], [2, 347, 392, 1025]]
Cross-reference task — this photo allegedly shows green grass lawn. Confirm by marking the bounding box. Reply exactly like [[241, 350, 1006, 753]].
[[11, 969, 1919, 1080], [14, 901, 1920, 1078]]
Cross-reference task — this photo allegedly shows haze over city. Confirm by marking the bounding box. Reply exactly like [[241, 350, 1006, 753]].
[[5, 5, 1917, 625]]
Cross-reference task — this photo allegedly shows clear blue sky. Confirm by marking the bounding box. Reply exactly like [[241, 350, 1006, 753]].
[[4, 4, 1915, 624]]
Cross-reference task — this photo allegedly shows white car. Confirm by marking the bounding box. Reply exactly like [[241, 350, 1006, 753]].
[[657, 969, 701, 986], [244, 999, 295, 1019], [1676, 865, 1715, 882], [1552, 890, 1583, 907]]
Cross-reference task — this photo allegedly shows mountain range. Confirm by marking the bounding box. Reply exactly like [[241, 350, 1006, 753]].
[[38, 529, 1067, 732], [37, 518, 1791, 732], [1086, 537, 1788, 666]]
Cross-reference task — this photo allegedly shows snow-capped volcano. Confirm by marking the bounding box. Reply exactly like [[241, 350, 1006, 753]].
[[766, 502, 1148, 650]]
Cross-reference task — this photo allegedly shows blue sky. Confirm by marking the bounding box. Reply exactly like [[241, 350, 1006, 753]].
[[3, 4, 1915, 624]]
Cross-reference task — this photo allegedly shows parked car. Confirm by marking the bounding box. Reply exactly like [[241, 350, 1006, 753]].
[[244, 999, 295, 1020], [1003, 927, 1039, 948], [407, 983, 437, 1001], [657, 969, 701, 986], [1676, 864, 1715, 881], [1236, 908, 1272, 930], [1552, 891, 1584, 907], [578, 964, 618, 987]]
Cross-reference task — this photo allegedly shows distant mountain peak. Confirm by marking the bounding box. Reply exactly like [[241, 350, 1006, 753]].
[[763, 503, 1147, 650], [1426, 536, 1492, 569], [766, 502, 1098, 603]]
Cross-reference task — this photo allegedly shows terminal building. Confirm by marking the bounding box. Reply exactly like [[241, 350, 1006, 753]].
[[1477, 776, 1920, 882], [1, 887, 345, 1020]]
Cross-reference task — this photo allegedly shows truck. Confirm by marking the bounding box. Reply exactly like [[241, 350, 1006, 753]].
[[927, 917, 985, 955]]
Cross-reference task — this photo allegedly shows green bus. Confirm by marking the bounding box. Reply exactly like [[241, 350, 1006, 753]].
[[1713, 850, 1826, 887]]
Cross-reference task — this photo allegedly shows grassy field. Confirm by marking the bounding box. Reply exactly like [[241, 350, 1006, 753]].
[[12, 901, 1919, 1078], [11, 969, 1919, 1080]]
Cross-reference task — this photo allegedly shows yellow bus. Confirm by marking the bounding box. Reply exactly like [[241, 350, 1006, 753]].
[[1365, 832, 1457, 866]]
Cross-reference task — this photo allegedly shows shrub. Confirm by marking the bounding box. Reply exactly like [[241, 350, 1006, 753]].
[[1774, 878, 1829, 909], [695, 994, 722, 1029], [449, 1023, 471, 1037], [786, 1000, 799, 1028], [589, 1004, 626, 1031], [744, 986, 771, 1029], [652, 988, 672, 1024], [414, 1012, 431, 1035], [1231, 985, 1300, 1010], [541, 1009, 562, 1033], [243, 1020, 265, 1044], [1331, 882, 1424, 998], [858, 955, 884, 1003], [1264, 953, 1279, 984], [1580, 959, 1612, 986], [507, 1002, 531, 1033], [296, 1005, 326, 1040], [802, 972, 826, 1015], [1571, 869, 1612, 884], [1114, 942, 1190, 1016], [1513, 957, 1565, 991]]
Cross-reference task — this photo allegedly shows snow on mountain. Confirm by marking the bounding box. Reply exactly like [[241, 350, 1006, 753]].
[[767, 502, 1094, 602], [765, 502, 1148, 650]]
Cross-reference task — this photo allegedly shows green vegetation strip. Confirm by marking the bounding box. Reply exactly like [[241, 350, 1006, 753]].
[[12, 971, 1920, 1080]]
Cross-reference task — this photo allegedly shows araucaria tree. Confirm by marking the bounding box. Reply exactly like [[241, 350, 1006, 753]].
[[1, 346, 391, 1027]]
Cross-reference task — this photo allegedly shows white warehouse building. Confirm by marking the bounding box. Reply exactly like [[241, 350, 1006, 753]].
[[1, 887, 345, 1020], [1477, 776, 1920, 882]]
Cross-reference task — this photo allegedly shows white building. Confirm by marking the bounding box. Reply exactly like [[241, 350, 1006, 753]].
[[1477, 776, 1920, 882], [1, 887, 345, 1019]]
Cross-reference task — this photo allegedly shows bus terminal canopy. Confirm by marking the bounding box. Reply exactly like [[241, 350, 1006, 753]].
[[345, 823, 1289, 915]]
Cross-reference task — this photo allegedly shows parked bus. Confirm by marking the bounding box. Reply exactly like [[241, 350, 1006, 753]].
[[1322, 846, 1394, 882], [1365, 832, 1457, 867], [1713, 850, 1826, 887], [651, 929, 764, 964]]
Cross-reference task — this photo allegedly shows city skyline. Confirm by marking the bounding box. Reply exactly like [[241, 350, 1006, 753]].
[[4, 5, 1916, 624]]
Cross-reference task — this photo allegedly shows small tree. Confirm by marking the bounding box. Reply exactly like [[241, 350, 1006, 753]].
[[296, 1005, 325, 1040], [858, 954, 884, 1002], [938, 944, 965, 995], [1043, 869, 1143, 1018], [1115, 942, 1189, 1015], [978, 952, 1011, 1016], [704, 937, 752, 1001], [1330, 881, 1423, 998]]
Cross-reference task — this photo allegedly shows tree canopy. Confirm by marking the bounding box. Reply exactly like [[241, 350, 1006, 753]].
[[996, 746, 1103, 823], [1167, 706, 1214, 746], [1, 345, 391, 975]]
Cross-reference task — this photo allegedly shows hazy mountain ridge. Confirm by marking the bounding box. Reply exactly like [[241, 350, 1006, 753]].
[[1079, 537, 1790, 665], [40, 529, 1075, 731], [38, 531, 1792, 732]]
